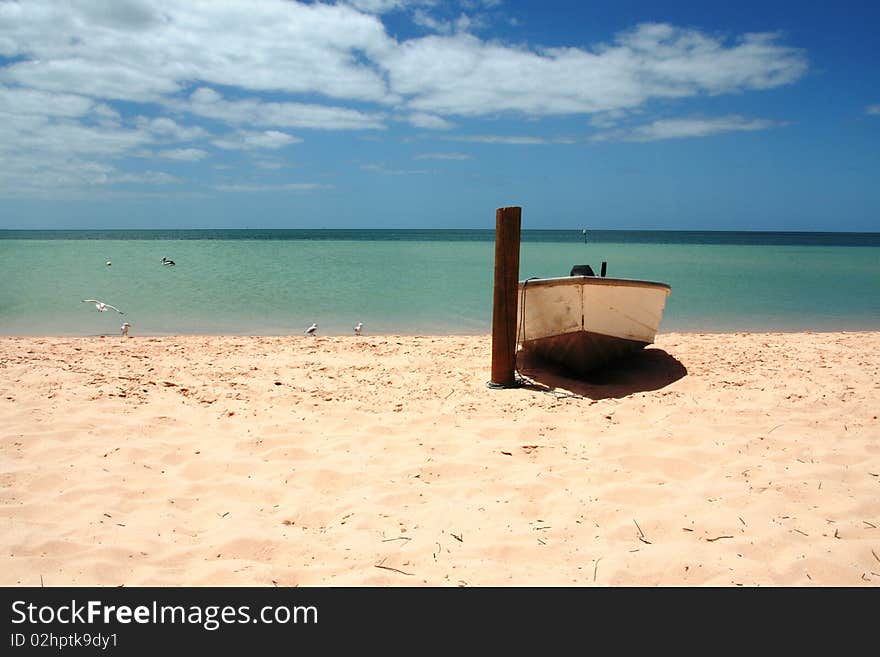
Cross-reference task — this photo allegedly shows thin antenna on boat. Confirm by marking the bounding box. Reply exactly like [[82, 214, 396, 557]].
[[488, 206, 522, 389]]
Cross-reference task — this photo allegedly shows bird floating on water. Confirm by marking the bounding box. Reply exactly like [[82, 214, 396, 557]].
[[106, 260, 112, 266], [305, 323, 317, 336], [354, 322, 363, 336], [82, 299, 124, 314], [121, 322, 131, 337], [161, 257, 176, 266]]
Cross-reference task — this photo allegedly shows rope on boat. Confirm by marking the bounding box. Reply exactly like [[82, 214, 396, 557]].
[[513, 277, 533, 378]]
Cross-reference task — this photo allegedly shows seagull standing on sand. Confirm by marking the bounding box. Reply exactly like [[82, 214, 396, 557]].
[[82, 299, 124, 314], [305, 323, 317, 336], [354, 322, 363, 336], [121, 322, 131, 337]]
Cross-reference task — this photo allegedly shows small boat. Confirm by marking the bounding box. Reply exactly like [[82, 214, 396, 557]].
[[516, 264, 671, 376]]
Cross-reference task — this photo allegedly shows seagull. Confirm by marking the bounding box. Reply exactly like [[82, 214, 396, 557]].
[[106, 260, 112, 266], [354, 322, 363, 336], [305, 323, 317, 336], [161, 257, 176, 266], [121, 322, 131, 337], [82, 299, 124, 314]]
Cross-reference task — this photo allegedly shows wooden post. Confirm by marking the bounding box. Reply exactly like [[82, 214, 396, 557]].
[[489, 206, 522, 388]]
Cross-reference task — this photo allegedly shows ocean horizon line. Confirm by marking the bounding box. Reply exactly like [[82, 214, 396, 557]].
[[2, 227, 879, 247], [2, 227, 878, 233]]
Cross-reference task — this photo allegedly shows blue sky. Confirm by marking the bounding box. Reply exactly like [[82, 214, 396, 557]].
[[0, 0, 878, 230]]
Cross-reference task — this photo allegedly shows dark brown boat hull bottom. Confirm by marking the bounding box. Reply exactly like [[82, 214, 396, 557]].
[[518, 330, 649, 377]]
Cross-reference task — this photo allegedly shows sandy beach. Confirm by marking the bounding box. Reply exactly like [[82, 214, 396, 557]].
[[1, 331, 878, 587]]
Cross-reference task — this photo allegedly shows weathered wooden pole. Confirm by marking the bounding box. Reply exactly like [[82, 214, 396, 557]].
[[489, 206, 522, 388]]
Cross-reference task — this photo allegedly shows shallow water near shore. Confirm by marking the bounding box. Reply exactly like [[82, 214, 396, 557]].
[[1, 229, 878, 335]]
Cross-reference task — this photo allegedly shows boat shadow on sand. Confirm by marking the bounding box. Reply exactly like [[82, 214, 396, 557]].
[[515, 347, 687, 401]]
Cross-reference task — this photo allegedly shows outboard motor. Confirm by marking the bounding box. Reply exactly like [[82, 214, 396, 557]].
[[570, 264, 595, 277], [570, 263, 608, 277]]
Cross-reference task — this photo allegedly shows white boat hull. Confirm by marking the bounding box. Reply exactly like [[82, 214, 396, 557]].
[[516, 276, 671, 375]]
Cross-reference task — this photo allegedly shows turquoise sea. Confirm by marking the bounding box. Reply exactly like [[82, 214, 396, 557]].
[[1, 229, 878, 336]]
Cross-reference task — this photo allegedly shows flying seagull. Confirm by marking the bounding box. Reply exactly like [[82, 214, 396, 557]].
[[354, 322, 363, 336], [121, 322, 131, 337], [82, 299, 124, 314], [305, 322, 317, 336]]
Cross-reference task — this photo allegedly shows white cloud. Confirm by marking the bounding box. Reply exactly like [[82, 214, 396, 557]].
[[0, 116, 152, 156], [114, 170, 182, 184], [1, 4, 806, 120], [383, 24, 806, 117], [253, 159, 285, 170], [0, 84, 95, 117], [411, 9, 453, 34], [0, 154, 179, 198], [0, 2, 810, 197], [407, 112, 455, 129], [412, 9, 488, 35], [157, 148, 208, 161], [211, 130, 302, 150], [0, 155, 111, 196], [361, 163, 429, 175], [0, 0, 394, 103], [614, 26, 807, 93], [447, 134, 550, 144], [594, 115, 784, 142], [213, 182, 332, 192], [0, 83, 209, 199], [867, 105, 880, 115], [1, 58, 183, 103], [589, 109, 634, 130], [138, 117, 208, 141], [415, 152, 473, 160], [339, 0, 410, 14], [182, 87, 387, 131]]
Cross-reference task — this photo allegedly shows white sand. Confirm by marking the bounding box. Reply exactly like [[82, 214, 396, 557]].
[[1, 332, 878, 586]]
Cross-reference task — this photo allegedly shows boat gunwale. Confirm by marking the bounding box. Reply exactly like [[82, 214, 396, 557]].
[[518, 275, 671, 293]]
